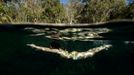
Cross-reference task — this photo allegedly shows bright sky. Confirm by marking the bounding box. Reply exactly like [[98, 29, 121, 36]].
[[60, 0, 134, 4], [60, 0, 68, 4], [128, 0, 134, 3]]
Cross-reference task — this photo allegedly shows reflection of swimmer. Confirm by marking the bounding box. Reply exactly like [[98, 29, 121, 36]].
[[50, 40, 61, 49], [50, 31, 61, 49], [51, 31, 60, 39], [27, 44, 112, 60]]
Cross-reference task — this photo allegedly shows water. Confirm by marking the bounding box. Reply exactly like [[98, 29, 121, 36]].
[[0, 24, 134, 75]]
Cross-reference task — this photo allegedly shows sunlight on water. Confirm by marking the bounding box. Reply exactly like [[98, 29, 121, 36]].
[[124, 41, 134, 44], [24, 27, 111, 41]]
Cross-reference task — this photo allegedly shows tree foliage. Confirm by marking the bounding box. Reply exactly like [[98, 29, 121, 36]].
[[78, 0, 127, 23], [122, 1, 134, 19], [64, 0, 83, 24], [0, 0, 134, 24], [40, 0, 66, 23], [0, 0, 66, 23]]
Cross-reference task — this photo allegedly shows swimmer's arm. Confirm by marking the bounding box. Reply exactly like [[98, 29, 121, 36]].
[[76, 44, 112, 59], [27, 44, 59, 53], [27, 44, 112, 60], [27, 44, 71, 58]]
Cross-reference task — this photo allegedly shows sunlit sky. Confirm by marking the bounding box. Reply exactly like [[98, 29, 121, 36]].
[[60, 0, 68, 4], [128, 0, 134, 3], [60, 0, 134, 4]]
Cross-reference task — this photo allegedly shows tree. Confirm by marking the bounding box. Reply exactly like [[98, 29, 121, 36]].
[[0, 0, 66, 23], [0, 0, 132, 24], [0, 1, 12, 23], [122, 1, 134, 19], [40, 0, 66, 23], [64, 0, 84, 24], [78, 0, 127, 23]]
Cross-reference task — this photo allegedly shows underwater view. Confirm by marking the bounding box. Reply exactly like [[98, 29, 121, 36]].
[[0, 22, 134, 75]]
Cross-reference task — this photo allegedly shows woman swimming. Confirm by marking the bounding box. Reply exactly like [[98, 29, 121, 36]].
[[27, 44, 112, 60]]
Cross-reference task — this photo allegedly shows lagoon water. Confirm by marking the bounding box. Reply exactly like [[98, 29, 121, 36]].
[[0, 23, 134, 75]]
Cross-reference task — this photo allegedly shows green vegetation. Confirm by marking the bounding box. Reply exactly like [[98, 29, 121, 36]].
[[79, 0, 126, 23], [0, 0, 134, 24], [0, 0, 66, 23]]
